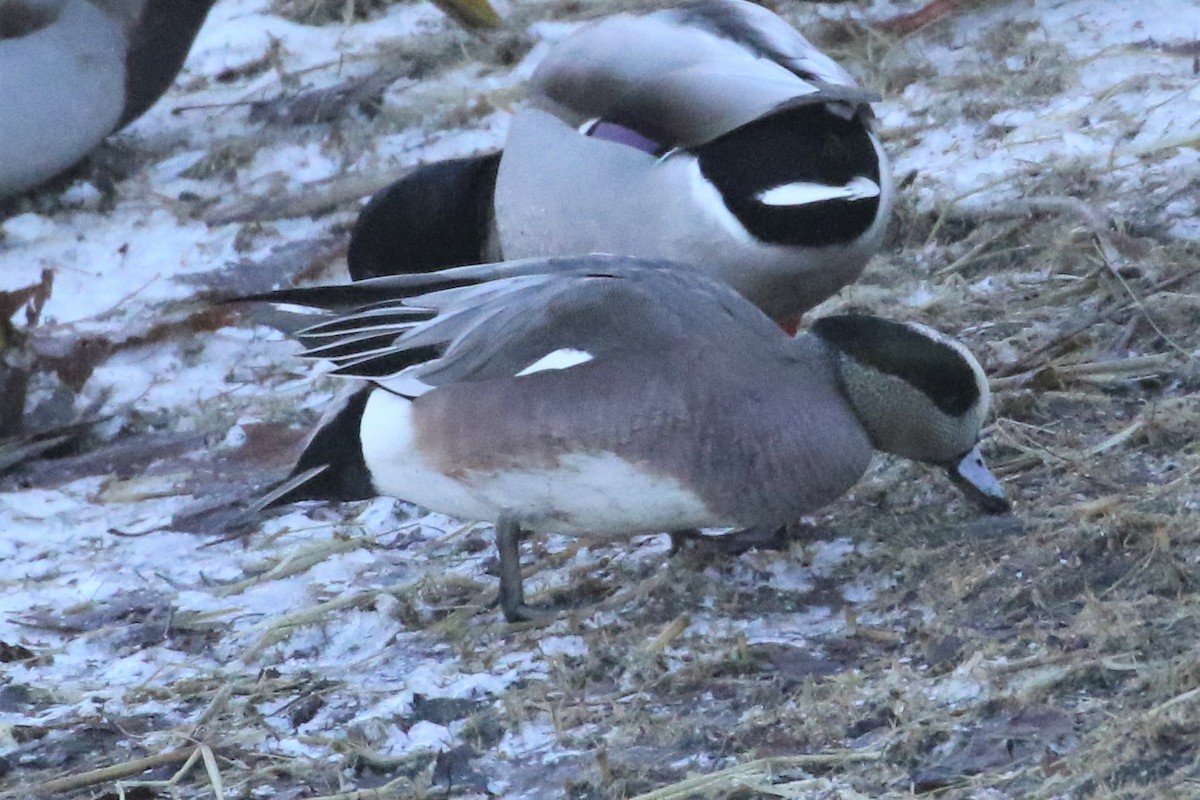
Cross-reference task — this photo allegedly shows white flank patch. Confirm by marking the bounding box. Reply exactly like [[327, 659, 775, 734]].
[[360, 390, 477, 513], [515, 348, 594, 376], [757, 176, 881, 207]]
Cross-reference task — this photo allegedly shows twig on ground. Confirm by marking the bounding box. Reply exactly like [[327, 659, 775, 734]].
[[1117, 130, 1200, 159], [239, 586, 392, 663], [1093, 237, 1193, 360], [204, 166, 411, 225], [995, 264, 1200, 376], [965, 195, 1109, 232], [644, 613, 690, 655], [934, 219, 1026, 277], [877, 0, 959, 35], [1148, 684, 1200, 718], [10, 747, 196, 798], [192, 683, 236, 734], [215, 534, 372, 597], [625, 752, 886, 800], [116, 744, 226, 799], [989, 353, 1178, 391], [306, 774, 421, 800]]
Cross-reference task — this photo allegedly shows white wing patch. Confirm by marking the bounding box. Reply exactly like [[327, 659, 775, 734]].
[[757, 175, 881, 207], [515, 348, 595, 377]]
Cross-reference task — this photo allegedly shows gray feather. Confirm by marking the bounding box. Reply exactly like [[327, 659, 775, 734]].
[[529, 0, 873, 148]]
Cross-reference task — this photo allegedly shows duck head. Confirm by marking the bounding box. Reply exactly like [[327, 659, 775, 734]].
[[813, 314, 1010, 514]]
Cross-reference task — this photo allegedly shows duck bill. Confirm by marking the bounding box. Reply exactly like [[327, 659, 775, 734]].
[[946, 445, 1010, 514]]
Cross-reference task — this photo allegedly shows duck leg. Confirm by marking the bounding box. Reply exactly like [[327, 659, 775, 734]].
[[496, 515, 549, 623]]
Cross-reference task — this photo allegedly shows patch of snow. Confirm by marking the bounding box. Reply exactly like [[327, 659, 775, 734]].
[[495, 720, 560, 760], [3, 0, 1198, 793], [538, 634, 588, 659]]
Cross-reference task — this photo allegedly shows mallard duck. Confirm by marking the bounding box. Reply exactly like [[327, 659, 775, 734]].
[[348, 0, 893, 330], [249, 254, 1008, 622]]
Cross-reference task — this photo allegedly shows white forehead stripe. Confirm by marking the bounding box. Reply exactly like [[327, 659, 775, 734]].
[[757, 176, 880, 207], [516, 348, 595, 376]]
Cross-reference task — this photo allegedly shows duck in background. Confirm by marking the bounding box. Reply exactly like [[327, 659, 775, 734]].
[[348, 0, 893, 331], [0, 0, 501, 198], [248, 255, 1008, 622], [0, 0, 215, 198]]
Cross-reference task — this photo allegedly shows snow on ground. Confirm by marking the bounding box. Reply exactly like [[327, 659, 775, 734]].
[[1, 1, 1199, 797]]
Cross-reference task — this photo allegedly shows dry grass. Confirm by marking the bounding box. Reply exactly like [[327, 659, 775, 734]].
[[4, 1, 1200, 798]]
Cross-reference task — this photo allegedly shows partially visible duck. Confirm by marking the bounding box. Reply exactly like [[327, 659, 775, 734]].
[[348, 0, 893, 330], [0, 0, 215, 198], [249, 254, 1009, 622]]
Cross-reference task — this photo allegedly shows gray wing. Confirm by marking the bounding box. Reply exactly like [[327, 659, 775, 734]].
[[530, 0, 878, 148], [260, 254, 789, 397]]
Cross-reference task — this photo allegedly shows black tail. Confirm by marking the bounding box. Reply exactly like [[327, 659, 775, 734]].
[[119, 1, 218, 129], [271, 386, 376, 504], [349, 151, 502, 280]]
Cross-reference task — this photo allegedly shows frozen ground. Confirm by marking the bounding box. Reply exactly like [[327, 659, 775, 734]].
[[1, 1, 1199, 797]]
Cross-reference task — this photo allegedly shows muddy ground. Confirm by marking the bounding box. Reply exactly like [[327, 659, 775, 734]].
[[1, 1, 1199, 798]]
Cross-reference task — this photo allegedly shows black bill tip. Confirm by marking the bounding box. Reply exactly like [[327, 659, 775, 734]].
[[946, 444, 1011, 515]]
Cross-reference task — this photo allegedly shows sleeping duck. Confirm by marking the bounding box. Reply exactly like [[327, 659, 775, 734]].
[[349, 0, 893, 329]]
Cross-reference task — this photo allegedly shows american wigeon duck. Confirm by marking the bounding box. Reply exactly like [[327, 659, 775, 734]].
[[348, 0, 893, 329], [251, 254, 1008, 622], [0, 0, 216, 198]]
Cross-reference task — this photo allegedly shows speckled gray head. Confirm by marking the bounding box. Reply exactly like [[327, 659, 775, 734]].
[[812, 314, 1010, 514]]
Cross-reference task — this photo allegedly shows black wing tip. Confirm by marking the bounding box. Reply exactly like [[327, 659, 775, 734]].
[[226, 274, 479, 313]]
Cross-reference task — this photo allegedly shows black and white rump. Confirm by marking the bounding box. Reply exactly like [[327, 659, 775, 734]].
[[346, 0, 892, 324], [248, 254, 1008, 621]]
